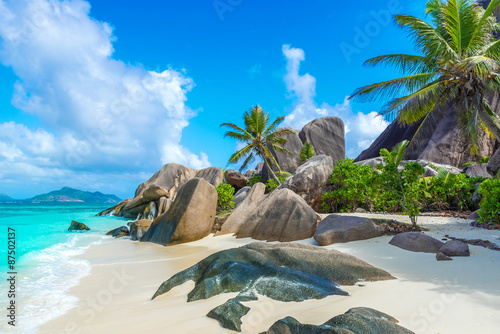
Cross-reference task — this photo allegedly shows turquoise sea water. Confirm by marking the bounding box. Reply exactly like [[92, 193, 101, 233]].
[[0, 203, 131, 334]]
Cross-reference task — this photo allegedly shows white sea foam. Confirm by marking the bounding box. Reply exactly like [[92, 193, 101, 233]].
[[14, 234, 105, 334]]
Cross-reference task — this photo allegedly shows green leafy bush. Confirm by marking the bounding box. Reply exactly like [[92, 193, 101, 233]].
[[321, 159, 375, 212], [248, 174, 264, 187], [215, 183, 235, 212], [478, 179, 500, 224], [265, 176, 288, 192]]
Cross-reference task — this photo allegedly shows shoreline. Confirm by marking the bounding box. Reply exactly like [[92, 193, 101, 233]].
[[39, 214, 500, 334]]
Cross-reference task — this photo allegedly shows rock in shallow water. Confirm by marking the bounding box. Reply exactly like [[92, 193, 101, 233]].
[[151, 242, 395, 332], [264, 307, 415, 334], [68, 220, 90, 231]]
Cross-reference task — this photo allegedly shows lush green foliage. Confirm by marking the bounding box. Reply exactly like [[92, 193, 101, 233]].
[[215, 183, 235, 212], [321, 159, 374, 213], [265, 176, 288, 192], [300, 141, 316, 163], [478, 179, 500, 224], [321, 141, 483, 225], [351, 0, 500, 153], [248, 174, 265, 187], [221, 105, 294, 184]]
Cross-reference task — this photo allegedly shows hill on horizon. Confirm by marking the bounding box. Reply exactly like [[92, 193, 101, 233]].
[[28, 187, 122, 204], [0, 193, 15, 202]]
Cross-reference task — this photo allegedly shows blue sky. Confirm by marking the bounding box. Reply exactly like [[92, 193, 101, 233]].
[[0, 0, 427, 199]]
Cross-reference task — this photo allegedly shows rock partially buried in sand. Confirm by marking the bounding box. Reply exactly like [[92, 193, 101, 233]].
[[389, 232, 444, 253], [436, 252, 453, 261], [439, 240, 470, 257], [141, 178, 217, 246], [314, 215, 383, 245], [264, 307, 415, 334], [151, 242, 395, 332], [68, 220, 90, 231], [235, 188, 317, 242]]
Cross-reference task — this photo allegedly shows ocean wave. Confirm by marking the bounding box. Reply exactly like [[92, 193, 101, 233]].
[[14, 234, 105, 334]]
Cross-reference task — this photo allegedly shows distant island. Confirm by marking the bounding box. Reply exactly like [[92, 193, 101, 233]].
[[0, 193, 14, 202], [0, 187, 121, 203]]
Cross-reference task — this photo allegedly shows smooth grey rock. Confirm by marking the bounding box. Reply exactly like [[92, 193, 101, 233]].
[[299, 117, 345, 166], [142, 185, 169, 203], [268, 127, 302, 173], [486, 148, 500, 176], [464, 164, 492, 178], [141, 178, 217, 246], [233, 186, 251, 208], [467, 210, 480, 220], [265, 307, 415, 334], [436, 252, 453, 261], [152, 243, 395, 332], [235, 188, 317, 242], [68, 220, 90, 231], [278, 155, 334, 211], [439, 240, 470, 257], [243, 169, 257, 178], [314, 215, 383, 245], [389, 232, 445, 253]]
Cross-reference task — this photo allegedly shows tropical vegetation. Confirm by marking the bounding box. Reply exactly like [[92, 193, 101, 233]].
[[350, 0, 500, 155], [221, 105, 294, 184]]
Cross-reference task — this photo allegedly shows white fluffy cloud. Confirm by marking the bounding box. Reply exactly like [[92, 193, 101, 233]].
[[0, 0, 209, 197], [281, 44, 389, 158]]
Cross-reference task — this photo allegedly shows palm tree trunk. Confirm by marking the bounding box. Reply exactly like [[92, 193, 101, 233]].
[[263, 158, 281, 185], [478, 108, 500, 142]]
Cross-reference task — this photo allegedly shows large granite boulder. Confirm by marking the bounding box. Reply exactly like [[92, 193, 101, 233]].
[[152, 242, 395, 332], [233, 186, 251, 208], [356, 103, 499, 168], [224, 169, 249, 190], [130, 219, 153, 241], [135, 163, 223, 198], [389, 232, 444, 253], [265, 307, 414, 334], [277, 155, 334, 211], [215, 183, 267, 236], [141, 178, 217, 246], [268, 127, 302, 173], [157, 196, 172, 216], [235, 188, 317, 242], [97, 163, 223, 219], [299, 117, 345, 166], [487, 148, 500, 176], [314, 215, 383, 246], [68, 220, 90, 231]]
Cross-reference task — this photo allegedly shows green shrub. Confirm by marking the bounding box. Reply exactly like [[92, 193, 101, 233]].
[[215, 183, 235, 212], [265, 176, 288, 192], [321, 159, 375, 212], [248, 174, 264, 187], [478, 179, 500, 224]]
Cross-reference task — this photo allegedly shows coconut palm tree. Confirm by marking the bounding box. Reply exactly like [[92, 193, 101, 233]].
[[300, 141, 316, 163], [350, 0, 500, 154], [221, 105, 294, 184]]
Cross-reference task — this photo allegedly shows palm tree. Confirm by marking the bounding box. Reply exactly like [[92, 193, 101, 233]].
[[221, 105, 295, 184], [350, 0, 500, 154], [300, 141, 316, 163]]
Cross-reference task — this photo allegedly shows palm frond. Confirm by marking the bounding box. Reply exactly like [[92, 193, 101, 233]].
[[363, 54, 434, 74]]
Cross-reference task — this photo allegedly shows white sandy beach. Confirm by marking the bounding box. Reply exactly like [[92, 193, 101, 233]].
[[39, 214, 500, 334]]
